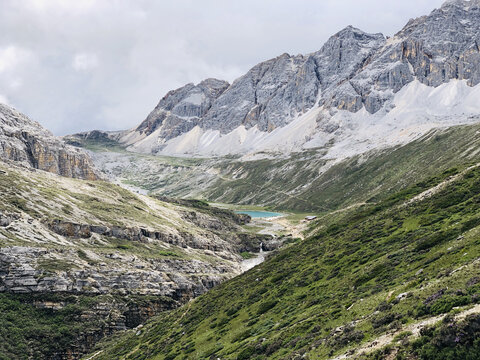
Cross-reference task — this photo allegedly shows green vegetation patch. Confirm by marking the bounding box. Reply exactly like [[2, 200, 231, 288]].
[[89, 165, 480, 359], [366, 314, 480, 359]]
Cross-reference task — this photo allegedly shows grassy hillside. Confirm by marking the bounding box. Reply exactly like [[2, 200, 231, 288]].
[[0, 162, 264, 359], [88, 164, 480, 359], [205, 124, 480, 212], [78, 123, 480, 214]]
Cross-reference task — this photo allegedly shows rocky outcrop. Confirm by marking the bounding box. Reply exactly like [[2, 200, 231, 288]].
[[0, 211, 19, 227], [52, 297, 175, 360], [341, 0, 480, 113], [130, 78, 230, 146], [236, 233, 278, 253], [0, 209, 244, 358], [46, 219, 240, 253], [0, 246, 231, 296], [45, 218, 282, 258], [9, 293, 177, 360], [0, 104, 99, 180], [201, 53, 321, 133]]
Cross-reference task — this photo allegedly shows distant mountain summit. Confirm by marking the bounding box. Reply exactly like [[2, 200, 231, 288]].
[[122, 78, 230, 150], [442, 0, 480, 9], [77, 1, 480, 158], [0, 104, 99, 180]]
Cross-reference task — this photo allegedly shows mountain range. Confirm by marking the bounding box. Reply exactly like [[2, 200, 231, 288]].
[[74, 0, 480, 161], [63, 1, 480, 217], [1, 1, 480, 359]]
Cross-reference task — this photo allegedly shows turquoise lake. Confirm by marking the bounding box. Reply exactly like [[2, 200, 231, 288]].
[[235, 210, 283, 218]]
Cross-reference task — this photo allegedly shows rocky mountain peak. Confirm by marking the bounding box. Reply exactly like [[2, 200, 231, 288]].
[[198, 51, 319, 134], [133, 78, 229, 142], [389, 0, 480, 87], [331, 25, 381, 40], [441, 0, 480, 10], [399, 0, 480, 37], [315, 25, 385, 70], [198, 78, 231, 97]]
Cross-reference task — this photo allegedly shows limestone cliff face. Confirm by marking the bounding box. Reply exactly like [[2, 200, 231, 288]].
[[341, 0, 480, 113], [130, 78, 230, 146], [0, 104, 99, 180]]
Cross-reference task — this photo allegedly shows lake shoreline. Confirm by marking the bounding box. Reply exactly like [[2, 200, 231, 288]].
[[234, 210, 284, 218]]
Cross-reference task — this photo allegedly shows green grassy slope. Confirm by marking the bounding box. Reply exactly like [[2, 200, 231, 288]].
[[88, 164, 480, 359], [77, 123, 480, 214], [0, 293, 175, 360], [205, 124, 480, 212]]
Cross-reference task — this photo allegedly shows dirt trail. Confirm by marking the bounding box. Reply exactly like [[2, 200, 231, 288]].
[[405, 163, 480, 206], [330, 304, 480, 360], [84, 350, 103, 360]]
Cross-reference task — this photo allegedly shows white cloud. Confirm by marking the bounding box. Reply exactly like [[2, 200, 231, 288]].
[[29, 0, 97, 13], [0, 94, 10, 105], [9, 79, 22, 90], [72, 53, 99, 72], [0, 46, 31, 73]]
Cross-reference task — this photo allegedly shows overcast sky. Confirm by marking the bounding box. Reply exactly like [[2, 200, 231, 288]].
[[0, 0, 445, 135]]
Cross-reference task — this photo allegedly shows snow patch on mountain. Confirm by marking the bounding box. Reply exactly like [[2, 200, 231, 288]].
[[146, 80, 480, 161], [324, 80, 480, 160]]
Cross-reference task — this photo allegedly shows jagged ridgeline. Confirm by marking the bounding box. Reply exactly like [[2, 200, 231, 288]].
[[89, 163, 480, 359]]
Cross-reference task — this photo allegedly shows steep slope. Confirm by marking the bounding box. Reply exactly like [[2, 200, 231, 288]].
[[202, 122, 480, 211], [0, 104, 99, 180], [77, 122, 480, 213], [87, 163, 480, 360], [122, 79, 230, 153], [101, 0, 480, 159], [0, 160, 277, 359]]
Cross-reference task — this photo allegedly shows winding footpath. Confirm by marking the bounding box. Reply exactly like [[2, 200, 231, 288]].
[[330, 304, 480, 360]]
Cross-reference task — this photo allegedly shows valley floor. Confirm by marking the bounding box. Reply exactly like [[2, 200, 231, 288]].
[[85, 162, 480, 360]]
